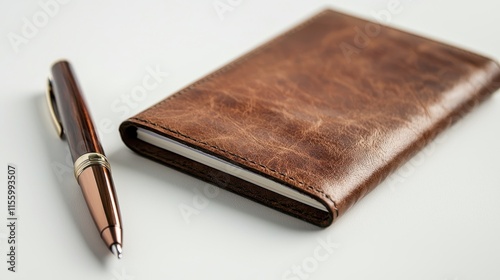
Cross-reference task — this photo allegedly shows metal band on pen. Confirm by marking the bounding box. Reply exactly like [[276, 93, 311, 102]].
[[74, 152, 111, 178]]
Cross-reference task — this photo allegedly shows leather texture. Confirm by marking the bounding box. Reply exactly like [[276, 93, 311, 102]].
[[120, 9, 500, 227]]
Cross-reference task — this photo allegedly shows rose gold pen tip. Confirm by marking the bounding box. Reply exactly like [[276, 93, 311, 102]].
[[111, 244, 123, 259]]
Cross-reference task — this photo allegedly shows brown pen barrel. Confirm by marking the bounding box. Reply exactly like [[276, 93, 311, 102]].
[[50, 60, 104, 160], [50, 60, 122, 251]]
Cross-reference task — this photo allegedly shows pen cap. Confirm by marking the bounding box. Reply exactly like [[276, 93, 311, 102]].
[[49, 60, 105, 161]]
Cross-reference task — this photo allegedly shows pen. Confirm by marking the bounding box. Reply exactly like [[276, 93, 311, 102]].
[[46, 60, 123, 259]]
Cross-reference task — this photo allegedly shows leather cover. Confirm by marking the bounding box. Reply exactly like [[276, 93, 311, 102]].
[[120, 9, 500, 227]]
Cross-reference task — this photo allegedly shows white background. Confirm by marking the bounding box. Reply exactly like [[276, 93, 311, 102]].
[[1, 1, 500, 279]]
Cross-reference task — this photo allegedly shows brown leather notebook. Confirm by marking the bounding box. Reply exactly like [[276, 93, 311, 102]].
[[120, 9, 500, 227]]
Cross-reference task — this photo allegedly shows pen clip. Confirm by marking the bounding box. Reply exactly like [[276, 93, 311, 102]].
[[46, 78, 64, 138]]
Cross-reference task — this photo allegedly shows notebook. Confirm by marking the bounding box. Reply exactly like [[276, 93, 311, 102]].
[[119, 9, 500, 227]]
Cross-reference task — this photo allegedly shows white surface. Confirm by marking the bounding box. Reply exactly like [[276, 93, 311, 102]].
[[1, 1, 500, 279]]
